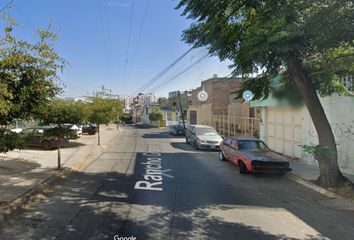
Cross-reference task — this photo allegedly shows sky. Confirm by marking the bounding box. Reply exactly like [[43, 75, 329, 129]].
[[1, 0, 232, 98]]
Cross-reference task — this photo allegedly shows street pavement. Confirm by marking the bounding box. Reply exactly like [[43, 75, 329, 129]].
[[0, 126, 354, 240]]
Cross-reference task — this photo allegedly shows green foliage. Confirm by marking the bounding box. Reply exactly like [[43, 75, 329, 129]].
[[120, 113, 132, 124], [177, 0, 354, 99], [0, 18, 64, 152], [149, 108, 164, 122], [301, 144, 336, 162], [36, 99, 89, 138], [0, 128, 23, 152], [38, 99, 87, 125], [158, 97, 168, 106], [87, 97, 123, 125]]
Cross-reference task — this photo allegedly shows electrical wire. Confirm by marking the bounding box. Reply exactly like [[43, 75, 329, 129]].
[[0, 0, 14, 13], [127, 0, 150, 80], [149, 53, 209, 93], [128, 46, 195, 97], [121, 0, 135, 92], [97, 0, 113, 87]]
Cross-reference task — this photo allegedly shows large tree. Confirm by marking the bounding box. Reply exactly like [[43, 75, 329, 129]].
[[37, 99, 87, 170], [0, 20, 64, 152], [177, 0, 354, 187], [88, 97, 123, 145]]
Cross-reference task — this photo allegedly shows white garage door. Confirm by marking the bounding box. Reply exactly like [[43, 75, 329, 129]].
[[265, 107, 302, 158]]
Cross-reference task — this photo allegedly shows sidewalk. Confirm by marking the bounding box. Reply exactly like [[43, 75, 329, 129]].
[[289, 159, 354, 183], [0, 125, 122, 218]]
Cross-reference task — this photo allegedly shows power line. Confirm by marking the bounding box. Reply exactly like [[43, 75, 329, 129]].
[[97, 0, 113, 87], [121, 0, 135, 92], [127, 0, 150, 79], [128, 46, 195, 97], [146, 48, 208, 91], [149, 54, 209, 93], [0, 0, 14, 13]]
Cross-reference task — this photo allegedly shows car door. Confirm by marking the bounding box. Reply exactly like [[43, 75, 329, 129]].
[[32, 128, 45, 146], [21, 128, 34, 146], [229, 138, 239, 164], [221, 137, 231, 159], [190, 126, 197, 142]]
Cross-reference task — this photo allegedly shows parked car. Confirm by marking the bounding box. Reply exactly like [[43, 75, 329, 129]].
[[10, 128, 23, 133], [169, 125, 185, 136], [219, 137, 291, 174], [20, 126, 69, 150], [62, 124, 82, 139], [185, 125, 223, 150], [82, 124, 98, 135]]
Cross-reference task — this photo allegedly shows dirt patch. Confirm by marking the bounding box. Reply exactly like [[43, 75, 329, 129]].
[[328, 182, 354, 200]]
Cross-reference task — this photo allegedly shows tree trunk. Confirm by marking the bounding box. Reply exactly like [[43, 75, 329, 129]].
[[57, 137, 61, 170], [287, 57, 346, 187], [97, 124, 100, 146]]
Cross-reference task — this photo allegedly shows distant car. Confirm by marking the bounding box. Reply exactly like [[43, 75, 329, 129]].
[[10, 128, 23, 133], [62, 124, 82, 139], [169, 125, 185, 136], [185, 125, 223, 150], [20, 126, 69, 150], [82, 124, 97, 135], [219, 137, 291, 174]]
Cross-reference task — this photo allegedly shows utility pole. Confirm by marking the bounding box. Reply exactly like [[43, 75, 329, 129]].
[[177, 91, 186, 130]]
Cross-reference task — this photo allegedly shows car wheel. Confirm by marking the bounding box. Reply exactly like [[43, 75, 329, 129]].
[[219, 151, 226, 161], [41, 141, 51, 150], [238, 160, 247, 174]]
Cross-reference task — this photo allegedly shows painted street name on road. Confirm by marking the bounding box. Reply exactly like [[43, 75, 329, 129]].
[[134, 144, 174, 191]]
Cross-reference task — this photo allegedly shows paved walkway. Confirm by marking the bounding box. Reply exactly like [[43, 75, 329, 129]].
[[289, 159, 354, 183], [0, 125, 121, 207]]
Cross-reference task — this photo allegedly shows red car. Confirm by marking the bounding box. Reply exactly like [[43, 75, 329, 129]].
[[219, 137, 291, 174]]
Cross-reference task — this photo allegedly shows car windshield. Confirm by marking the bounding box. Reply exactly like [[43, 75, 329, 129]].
[[238, 140, 269, 151], [174, 125, 184, 130], [196, 128, 218, 135]]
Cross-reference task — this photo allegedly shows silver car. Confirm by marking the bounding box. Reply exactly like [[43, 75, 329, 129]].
[[185, 125, 223, 150]]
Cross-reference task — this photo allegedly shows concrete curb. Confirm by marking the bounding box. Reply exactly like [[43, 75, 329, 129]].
[[287, 173, 343, 199]]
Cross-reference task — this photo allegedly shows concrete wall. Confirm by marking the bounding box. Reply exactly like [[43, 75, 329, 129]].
[[301, 95, 354, 172], [187, 103, 212, 125], [258, 95, 354, 173]]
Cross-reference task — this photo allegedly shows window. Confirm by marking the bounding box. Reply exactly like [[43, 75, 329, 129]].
[[223, 138, 231, 147], [238, 140, 270, 151], [21, 129, 33, 135], [230, 139, 237, 149], [33, 129, 44, 136], [341, 73, 353, 92], [196, 127, 218, 135]]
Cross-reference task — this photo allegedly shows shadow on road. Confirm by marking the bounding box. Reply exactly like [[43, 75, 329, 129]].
[[142, 132, 171, 139], [1, 151, 353, 240], [170, 142, 220, 153]]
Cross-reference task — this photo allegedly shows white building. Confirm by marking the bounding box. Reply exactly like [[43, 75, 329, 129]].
[[123, 96, 133, 110], [143, 92, 158, 106]]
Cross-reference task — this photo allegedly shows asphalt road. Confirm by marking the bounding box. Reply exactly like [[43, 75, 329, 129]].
[[1, 126, 354, 240]]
